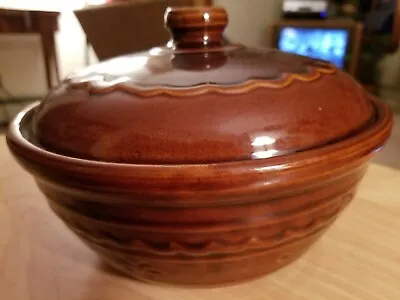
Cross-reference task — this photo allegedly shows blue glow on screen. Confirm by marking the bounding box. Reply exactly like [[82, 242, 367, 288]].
[[278, 27, 349, 68]]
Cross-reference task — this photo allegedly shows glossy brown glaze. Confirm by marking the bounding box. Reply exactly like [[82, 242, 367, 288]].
[[165, 6, 228, 49], [33, 70, 375, 164], [5, 6, 393, 286]]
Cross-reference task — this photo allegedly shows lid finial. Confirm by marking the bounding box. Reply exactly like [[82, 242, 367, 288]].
[[164, 6, 228, 49]]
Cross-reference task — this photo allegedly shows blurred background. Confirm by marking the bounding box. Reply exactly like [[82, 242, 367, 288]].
[[1, 0, 400, 127]]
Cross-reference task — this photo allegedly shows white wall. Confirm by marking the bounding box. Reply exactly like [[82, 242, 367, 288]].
[[214, 0, 281, 48], [379, 49, 400, 88]]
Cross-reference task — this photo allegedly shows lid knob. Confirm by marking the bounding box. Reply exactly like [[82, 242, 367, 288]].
[[164, 6, 228, 49]]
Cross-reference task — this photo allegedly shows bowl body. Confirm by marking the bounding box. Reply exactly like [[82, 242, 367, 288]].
[[6, 101, 392, 286]]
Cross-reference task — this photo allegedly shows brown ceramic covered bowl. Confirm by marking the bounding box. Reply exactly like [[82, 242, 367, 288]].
[[6, 6, 392, 286]]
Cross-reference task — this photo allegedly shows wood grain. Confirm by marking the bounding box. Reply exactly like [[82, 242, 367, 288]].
[[1, 133, 399, 299]]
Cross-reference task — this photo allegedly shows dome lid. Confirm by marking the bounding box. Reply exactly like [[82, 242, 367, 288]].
[[32, 6, 376, 164]]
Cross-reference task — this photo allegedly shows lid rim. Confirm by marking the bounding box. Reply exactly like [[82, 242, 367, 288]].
[[33, 105, 379, 165], [7, 100, 392, 170]]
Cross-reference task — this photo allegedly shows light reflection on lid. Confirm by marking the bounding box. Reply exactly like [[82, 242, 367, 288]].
[[251, 136, 276, 147], [252, 149, 279, 159], [251, 135, 278, 159]]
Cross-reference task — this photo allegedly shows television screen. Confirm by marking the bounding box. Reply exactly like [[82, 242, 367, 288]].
[[278, 26, 350, 68]]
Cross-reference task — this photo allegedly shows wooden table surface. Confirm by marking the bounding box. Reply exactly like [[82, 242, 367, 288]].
[[1, 134, 399, 300]]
